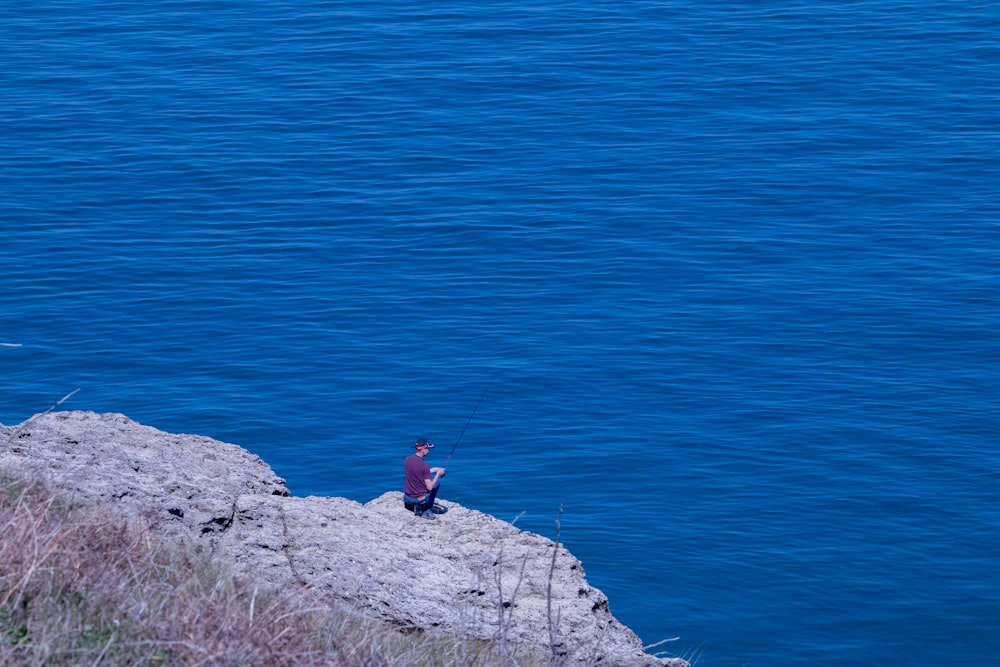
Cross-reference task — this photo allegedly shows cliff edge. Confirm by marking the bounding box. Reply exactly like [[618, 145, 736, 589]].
[[0, 411, 686, 667]]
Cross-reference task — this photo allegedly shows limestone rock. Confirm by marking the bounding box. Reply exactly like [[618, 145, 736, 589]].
[[0, 410, 289, 544], [1, 411, 687, 667]]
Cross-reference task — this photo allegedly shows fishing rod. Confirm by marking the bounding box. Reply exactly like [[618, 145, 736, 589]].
[[444, 371, 498, 467]]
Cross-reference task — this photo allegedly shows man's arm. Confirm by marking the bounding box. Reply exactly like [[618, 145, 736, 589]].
[[424, 466, 446, 491]]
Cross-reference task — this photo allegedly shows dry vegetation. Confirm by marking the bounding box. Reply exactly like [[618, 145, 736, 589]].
[[0, 472, 538, 667]]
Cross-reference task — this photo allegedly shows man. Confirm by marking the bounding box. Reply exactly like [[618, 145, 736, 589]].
[[403, 438, 448, 519]]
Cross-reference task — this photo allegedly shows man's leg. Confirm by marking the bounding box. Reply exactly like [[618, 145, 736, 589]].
[[420, 485, 440, 514]]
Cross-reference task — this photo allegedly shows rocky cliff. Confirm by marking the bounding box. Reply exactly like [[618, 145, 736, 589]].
[[0, 411, 686, 667]]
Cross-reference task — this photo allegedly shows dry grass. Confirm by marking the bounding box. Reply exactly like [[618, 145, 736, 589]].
[[0, 472, 540, 667]]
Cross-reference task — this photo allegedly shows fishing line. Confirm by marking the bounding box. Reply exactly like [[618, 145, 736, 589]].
[[445, 370, 498, 466]]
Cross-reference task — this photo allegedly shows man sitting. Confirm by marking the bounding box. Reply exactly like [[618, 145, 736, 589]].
[[403, 438, 448, 519]]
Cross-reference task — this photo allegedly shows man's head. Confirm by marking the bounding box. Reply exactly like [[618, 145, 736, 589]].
[[415, 438, 435, 456]]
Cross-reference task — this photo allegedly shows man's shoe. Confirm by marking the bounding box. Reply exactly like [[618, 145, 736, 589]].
[[430, 503, 448, 514], [420, 510, 437, 520]]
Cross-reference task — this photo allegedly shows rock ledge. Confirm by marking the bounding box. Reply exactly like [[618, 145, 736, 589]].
[[1, 411, 686, 667]]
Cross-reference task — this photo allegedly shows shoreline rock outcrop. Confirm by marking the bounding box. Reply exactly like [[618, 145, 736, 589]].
[[1, 411, 686, 667]]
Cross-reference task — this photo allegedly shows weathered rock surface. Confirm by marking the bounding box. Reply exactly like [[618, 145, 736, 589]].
[[1, 411, 686, 667]]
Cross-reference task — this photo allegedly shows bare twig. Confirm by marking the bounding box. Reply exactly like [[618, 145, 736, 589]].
[[3, 388, 80, 450], [644, 636, 680, 651], [89, 631, 118, 667], [547, 504, 564, 666]]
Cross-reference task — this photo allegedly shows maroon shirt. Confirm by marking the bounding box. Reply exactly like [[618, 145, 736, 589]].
[[404, 454, 432, 497]]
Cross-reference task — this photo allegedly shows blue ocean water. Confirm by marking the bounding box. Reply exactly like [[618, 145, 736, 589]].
[[2, 2, 998, 665]]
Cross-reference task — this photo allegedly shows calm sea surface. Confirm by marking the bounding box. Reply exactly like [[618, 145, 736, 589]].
[[2, 2, 998, 665]]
